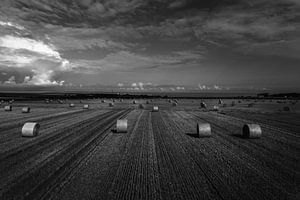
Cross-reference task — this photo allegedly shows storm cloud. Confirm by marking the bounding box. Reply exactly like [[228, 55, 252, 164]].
[[0, 0, 299, 91]]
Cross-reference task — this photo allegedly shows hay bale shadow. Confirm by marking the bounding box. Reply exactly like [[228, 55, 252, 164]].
[[186, 132, 199, 138], [186, 132, 211, 138], [231, 133, 247, 139]]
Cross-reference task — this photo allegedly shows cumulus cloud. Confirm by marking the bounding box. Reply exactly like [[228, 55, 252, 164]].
[[117, 83, 124, 87], [198, 84, 225, 90], [0, 0, 298, 89], [0, 35, 61, 58], [176, 86, 185, 90], [0, 20, 25, 30], [0, 34, 70, 85], [4, 76, 16, 84]]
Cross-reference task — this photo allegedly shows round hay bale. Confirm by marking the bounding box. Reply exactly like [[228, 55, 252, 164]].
[[69, 103, 75, 107], [133, 100, 137, 104], [83, 104, 89, 109], [172, 102, 177, 106], [4, 105, 12, 111], [242, 124, 262, 139], [138, 104, 144, 109], [218, 99, 223, 104], [212, 105, 219, 111], [197, 123, 211, 137], [200, 102, 207, 109], [109, 102, 114, 107], [116, 119, 128, 133], [22, 122, 40, 137], [152, 106, 159, 112], [22, 107, 30, 113]]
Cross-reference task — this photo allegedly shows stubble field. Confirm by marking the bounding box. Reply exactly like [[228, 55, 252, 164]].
[[0, 98, 299, 200]]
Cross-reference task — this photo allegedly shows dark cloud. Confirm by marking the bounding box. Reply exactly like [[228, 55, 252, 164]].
[[0, 0, 299, 90]]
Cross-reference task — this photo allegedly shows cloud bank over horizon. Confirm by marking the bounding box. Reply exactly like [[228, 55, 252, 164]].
[[0, 0, 299, 91]]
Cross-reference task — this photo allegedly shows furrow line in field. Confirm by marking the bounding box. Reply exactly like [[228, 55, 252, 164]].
[[151, 112, 222, 200], [189, 111, 298, 195], [167, 110, 292, 199], [0, 109, 132, 200]]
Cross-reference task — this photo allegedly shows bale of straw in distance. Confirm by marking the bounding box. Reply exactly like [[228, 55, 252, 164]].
[[83, 104, 89, 109], [22, 107, 30, 113], [172, 102, 177, 106], [133, 100, 137, 104], [22, 122, 40, 137], [197, 123, 212, 137], [116, 119, 128, 133], [109, 102, 114, 107], [200, 102, 207, 109], [139, 104, 144, 109], [212, 105, 219, 111], [218, 99, 223, 104], [242, 124, 262, 138], [152, 106, 159, 112], [69, 103, 75, 107], [4, 105, 12, 111]]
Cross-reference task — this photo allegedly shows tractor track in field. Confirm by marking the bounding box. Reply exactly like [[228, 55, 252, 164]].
[[221, 111, 300, 135], [185, 111, 299, 196], [107, 110, 147, 199], [206, 111, 299, 154], [0, 108, 132, 200], [0, 109, 87, 133], [50, 110, 144, 200], [0, 109, 99, 145], [33, 108, 133, 200], [0, 109, 106, 151], [150, 111, 223, 200], [0, 109, 122, 190], [212, 112, 300, 156], [164, 110, 295, 199], [0, 110, 114, 174], [108, 110, 162, 200]]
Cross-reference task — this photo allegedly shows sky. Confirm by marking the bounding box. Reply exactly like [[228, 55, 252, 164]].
[[0, 0, 299, 93]]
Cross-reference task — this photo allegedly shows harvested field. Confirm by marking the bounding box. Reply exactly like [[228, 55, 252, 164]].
[[0, 99, 299, 200]]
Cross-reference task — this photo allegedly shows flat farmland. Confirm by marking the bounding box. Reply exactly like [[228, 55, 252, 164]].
[[0, 99, 299, 200]]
